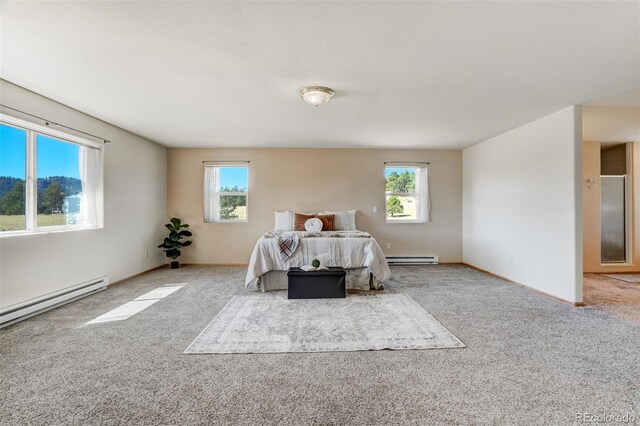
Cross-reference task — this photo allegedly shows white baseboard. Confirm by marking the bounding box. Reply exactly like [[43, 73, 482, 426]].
[[0, 276, 108, 328]]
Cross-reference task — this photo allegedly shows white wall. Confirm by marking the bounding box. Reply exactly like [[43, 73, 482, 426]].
[[0, 80, 167, 309], [463, 106, 583, 304]]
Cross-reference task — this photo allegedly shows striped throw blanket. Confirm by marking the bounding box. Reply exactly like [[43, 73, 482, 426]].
[[276, 232, 299, 261]]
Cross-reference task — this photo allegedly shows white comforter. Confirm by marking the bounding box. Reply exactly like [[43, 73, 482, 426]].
[[245, 231, 391, 287]]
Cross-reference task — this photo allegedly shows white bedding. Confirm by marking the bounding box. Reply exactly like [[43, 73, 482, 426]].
[[245, 231, 391, 288]]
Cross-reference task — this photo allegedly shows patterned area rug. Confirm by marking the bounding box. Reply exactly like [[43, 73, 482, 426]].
[[603, 274, 640, 283], [184, 293, 465, 354]]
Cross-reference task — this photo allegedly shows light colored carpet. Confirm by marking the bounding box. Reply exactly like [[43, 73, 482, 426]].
[[1, 265, 639, 425], [185, 293, 464, 354], [603, 273, 640, 283]]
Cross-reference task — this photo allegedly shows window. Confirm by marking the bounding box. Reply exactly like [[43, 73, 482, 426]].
[[385, 164, 429, 223], [204, 163, 249, 222], [0, 124, 27, 231], [0, 114, 103, 234]]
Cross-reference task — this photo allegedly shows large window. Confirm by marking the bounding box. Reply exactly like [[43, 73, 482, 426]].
[[0, 115, 103, 234], [204, 163, 249, 222], [385, 164, 429, 223]]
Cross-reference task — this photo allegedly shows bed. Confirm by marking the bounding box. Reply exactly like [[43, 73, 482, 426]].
[[245, 228, 391, 292]]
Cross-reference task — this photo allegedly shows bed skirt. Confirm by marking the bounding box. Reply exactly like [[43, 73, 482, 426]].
[[256, 268, 382, 292]]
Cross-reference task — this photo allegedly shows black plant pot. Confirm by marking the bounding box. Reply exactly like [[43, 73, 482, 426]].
[[170, 261, 180, 269]]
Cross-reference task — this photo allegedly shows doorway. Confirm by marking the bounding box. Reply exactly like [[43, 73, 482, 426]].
[[581, 104, 640, 316], [583, 140, 640, 321]]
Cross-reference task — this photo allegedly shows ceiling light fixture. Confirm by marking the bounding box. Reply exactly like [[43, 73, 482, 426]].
[[299, 86, 335, 107]]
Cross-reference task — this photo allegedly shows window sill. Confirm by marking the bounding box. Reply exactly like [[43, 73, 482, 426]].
[[0, 225, 103, 238], [207, 220, 249, 224], [385, 220, 427, 224]]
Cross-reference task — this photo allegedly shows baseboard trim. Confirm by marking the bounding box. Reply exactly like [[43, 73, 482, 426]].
[[108, 265, 166, 288], [181, 263, 249, 267], [107, 262, 246, 288], [463, 263, 585, 307]]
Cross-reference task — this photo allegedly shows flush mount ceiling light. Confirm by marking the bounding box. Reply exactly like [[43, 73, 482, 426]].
[[299, 86, 335, 107]]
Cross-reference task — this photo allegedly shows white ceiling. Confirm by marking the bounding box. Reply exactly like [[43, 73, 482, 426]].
[[1, 1, 639, 149]]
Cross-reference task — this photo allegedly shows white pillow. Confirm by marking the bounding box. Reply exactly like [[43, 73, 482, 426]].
[[305, 217, 323, 232], [345, 209, 357, 230], [274, 211, 294, 231], [318, 210, 357, 230]]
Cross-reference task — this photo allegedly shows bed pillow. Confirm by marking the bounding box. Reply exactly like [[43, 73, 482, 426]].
[[274, 211, 294, 231], [315, 214, 336, 231], [318, 210, 356, 230], [304, 217, 323, 232], [294, 213, 315, 231], [346, 209, 357, 230]]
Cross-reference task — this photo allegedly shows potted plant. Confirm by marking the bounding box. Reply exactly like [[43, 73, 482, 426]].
[[158, 217, 192, 269]]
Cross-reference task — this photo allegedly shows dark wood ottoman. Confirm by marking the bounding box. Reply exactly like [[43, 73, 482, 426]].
[[287, 267, 346, 299]]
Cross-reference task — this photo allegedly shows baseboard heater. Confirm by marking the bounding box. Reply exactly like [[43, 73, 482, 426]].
[[0, 276, 108, 329], [386, 256, 439, 265]]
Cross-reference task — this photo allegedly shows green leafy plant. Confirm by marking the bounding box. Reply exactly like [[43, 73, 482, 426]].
[[158, 217, 193, 261], [311, 259, 321, 268], [0, 180, 25, 215], [385, 170, 415, 193], [387, 196, 404, 217], [219, 185, 247, 220], [41, 182, 64, 214]]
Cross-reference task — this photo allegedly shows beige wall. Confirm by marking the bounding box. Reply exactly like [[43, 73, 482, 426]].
[[583, 106, 640, 142], [583, 141, 640, 272], [583, 141, 602, 271], [168, 148, 462, 264]]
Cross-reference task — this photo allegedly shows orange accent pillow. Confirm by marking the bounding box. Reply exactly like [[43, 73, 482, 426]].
[[316, 214, 335, 231], [294, 213, 315, 231]]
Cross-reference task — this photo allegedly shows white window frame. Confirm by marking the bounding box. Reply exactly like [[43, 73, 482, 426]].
[[0, 113, 104, 236], [204, 163, 249, 223], [385, 163, 429, 224]]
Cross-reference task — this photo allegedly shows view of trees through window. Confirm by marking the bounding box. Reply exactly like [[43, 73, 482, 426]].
[[216, 167, 248, 221], [36, 135, 82, 227], [385, 167, 417, 221], [0, 123, 84, 232], [219, 185, 248, 220]]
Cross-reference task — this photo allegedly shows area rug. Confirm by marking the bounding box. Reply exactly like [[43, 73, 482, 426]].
[[603, 274, 640, 283], [184, 293, 465, 354]]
